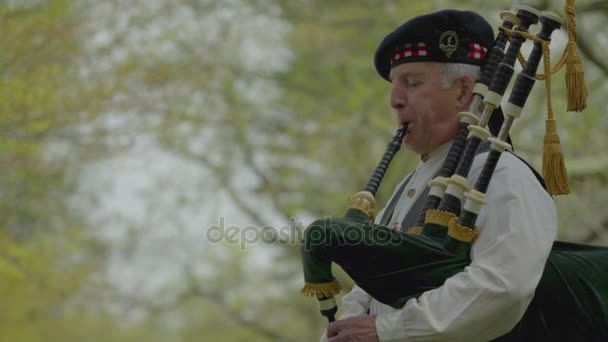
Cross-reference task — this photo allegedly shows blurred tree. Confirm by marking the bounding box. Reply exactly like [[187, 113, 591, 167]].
[[68, 0, 324, 340], [0, 1, 118, 340], [33, 0, 607, 340], [1, 0, 76, 239]]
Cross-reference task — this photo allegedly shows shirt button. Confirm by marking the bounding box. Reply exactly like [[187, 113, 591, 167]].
[[407, 189, 416, 198]]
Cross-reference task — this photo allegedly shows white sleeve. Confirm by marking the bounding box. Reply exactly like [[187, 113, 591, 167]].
[[375, 153, 557, 341], [319, 285, 372, 341], [340, 284, 373, 318]]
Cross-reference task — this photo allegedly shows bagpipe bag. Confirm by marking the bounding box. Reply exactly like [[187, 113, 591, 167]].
[[302, 212, 608, 339]]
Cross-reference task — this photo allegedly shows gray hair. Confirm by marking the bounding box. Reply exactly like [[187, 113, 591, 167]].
[[440, 63, 480, 88]]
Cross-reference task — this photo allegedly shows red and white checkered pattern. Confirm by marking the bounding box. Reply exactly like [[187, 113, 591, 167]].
[[467, 43, 487, 60], [391, 43, 428, 64]]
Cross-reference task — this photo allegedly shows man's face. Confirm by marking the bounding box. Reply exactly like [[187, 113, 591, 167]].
[[389, 62, 467, 155]]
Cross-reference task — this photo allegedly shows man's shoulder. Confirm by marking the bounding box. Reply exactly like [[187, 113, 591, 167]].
[[471, 150, 545, 188]]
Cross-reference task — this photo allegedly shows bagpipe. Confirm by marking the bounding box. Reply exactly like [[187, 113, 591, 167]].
[[300, 3, 608, 340]]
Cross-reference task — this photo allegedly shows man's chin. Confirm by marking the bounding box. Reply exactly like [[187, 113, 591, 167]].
[[402, 142, 420, 154], [402, 141, 431, 156]]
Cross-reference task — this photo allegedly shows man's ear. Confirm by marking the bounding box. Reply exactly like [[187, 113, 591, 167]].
[[456, 75, 476, 107]]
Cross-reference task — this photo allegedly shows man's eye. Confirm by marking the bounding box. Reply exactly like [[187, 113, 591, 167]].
[[407, 80, 421, 87]]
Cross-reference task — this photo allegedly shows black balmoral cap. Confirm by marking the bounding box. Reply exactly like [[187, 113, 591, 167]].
[[374, 10, 495, 81]]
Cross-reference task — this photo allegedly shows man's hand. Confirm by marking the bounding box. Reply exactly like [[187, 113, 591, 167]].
[[326, 316, 379, 342]]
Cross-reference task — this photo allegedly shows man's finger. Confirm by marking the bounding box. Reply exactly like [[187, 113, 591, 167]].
[[327, 320, 342, 337], [327, 335, 346, 342]]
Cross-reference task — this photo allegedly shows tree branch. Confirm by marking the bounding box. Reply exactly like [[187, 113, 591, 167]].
[[180, 269, 297, 342], [574, 31, 608, 78]]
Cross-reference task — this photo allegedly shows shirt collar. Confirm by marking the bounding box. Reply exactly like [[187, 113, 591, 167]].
[[420, 142, 452, 163]]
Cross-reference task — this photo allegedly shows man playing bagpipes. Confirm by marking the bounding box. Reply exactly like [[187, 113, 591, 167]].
[[301, 4, 608, 342]]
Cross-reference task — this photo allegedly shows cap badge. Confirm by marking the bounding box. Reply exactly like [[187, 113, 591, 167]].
[[439, 31, 459, 58]]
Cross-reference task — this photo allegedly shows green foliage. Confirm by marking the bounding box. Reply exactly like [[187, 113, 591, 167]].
[[0, 229, 94, 342], [2, 0, 607, 340], [271, 1, 436, 218], [0, 0, 78, 238], [0, 1, 110, 340]]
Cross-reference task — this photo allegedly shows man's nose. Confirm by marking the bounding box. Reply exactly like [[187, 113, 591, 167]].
[[390, 85, 406, 110]]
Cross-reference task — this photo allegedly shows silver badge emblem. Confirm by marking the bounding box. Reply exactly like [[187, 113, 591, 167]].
[[439, 31, 459, 58]]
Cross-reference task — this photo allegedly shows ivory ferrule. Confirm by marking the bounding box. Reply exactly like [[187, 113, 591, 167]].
[[518, 5, 541, 18], [499, 11, 519, 25], [488, 137, 512, 152], [540, 11, 564, 25], [483, 91, 503, 108], [473, 83, 488, 97], [445, 175, 469, 200], [459, 111, 480, 125], [502, 102, 524, 119], [468, 125, 491, 140], [429, 177, 448, 198], [463, 190, 487, 215], [318, 296, 337, 311]]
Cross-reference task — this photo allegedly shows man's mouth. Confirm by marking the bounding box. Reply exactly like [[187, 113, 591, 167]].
[[402, 121, 413, 132], [400, 122, 411, 144]]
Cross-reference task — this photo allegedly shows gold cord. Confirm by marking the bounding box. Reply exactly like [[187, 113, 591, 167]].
[[498, 23, 571, 195]]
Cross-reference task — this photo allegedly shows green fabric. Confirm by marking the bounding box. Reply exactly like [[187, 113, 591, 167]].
[[420, 222, 447, 241], [302, 218, 608, 339], [343, 208, 373, 222], [442, 234, 472, 257], [496, 241, 608, 341], [421, 221, 472, 257], [302, 216, 468, 308]]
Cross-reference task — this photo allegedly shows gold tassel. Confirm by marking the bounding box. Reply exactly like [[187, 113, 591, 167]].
[[301, 280, 342, 298], [405, 226, 423, 235], [543, 119, 570, 195], [564, 0, 587, 111], [540, 39, 570, 196], [512, 5, 581, 194]]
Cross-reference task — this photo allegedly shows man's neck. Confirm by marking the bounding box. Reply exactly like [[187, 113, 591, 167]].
[[420, 142, 452, 163]]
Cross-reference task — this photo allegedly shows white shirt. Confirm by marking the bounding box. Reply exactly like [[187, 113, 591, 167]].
[[384, 143, 451, 230], [322, 146, 557, 341]]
